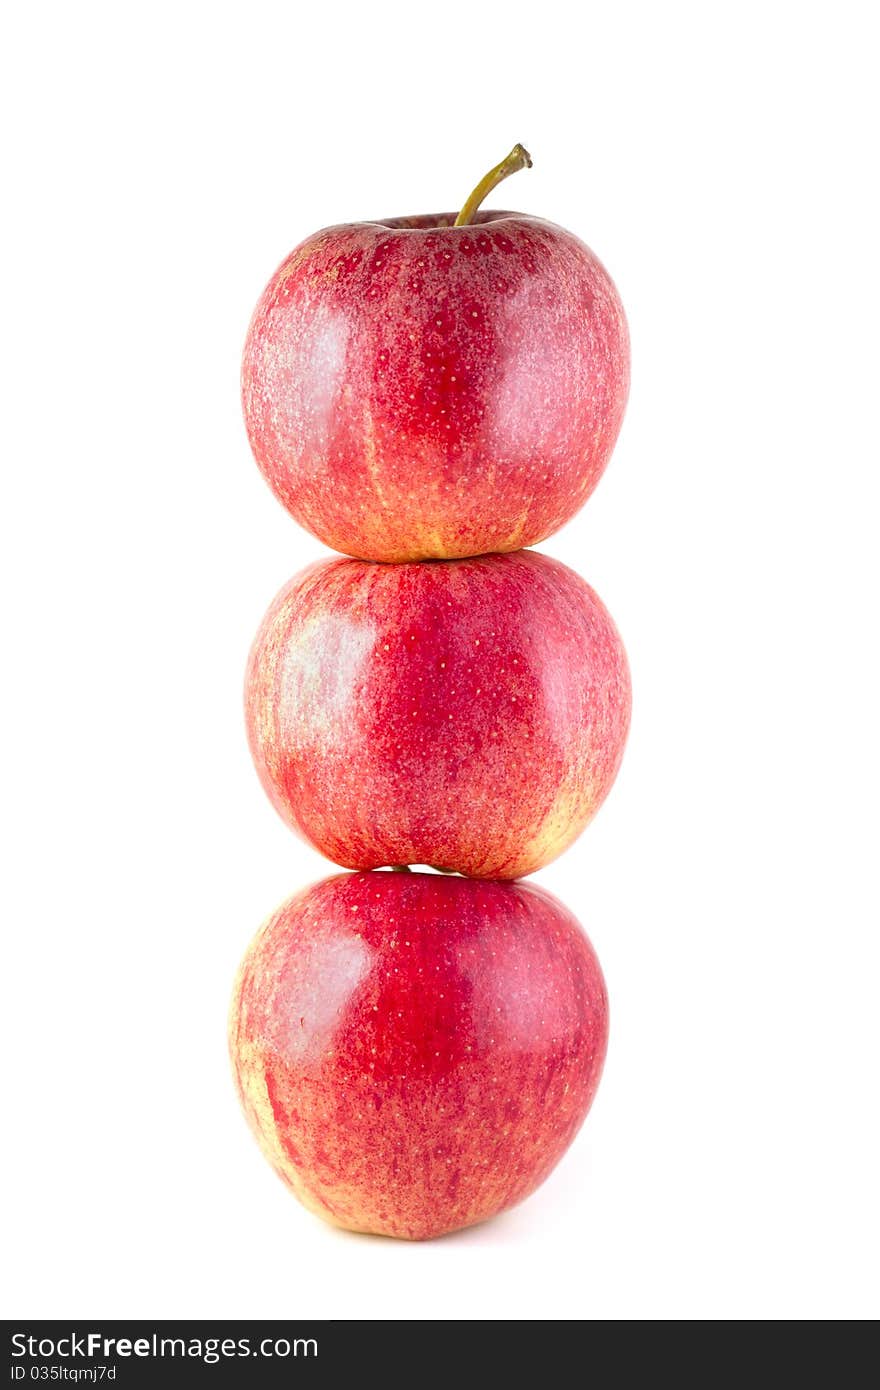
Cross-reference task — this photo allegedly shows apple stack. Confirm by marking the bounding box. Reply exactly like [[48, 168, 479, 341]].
[[230, 147, 631, 1240]]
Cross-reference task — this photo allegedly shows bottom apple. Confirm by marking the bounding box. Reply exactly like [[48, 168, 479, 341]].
[[229, 870, 608, 1240]]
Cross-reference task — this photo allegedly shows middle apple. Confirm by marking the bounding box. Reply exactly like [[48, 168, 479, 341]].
[[245, 550, 631, 879]]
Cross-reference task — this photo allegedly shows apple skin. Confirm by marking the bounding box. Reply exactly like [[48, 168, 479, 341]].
[[230, 870, 608, 1240], [245, 549, 631, 879], [242, 211, 629, 562]]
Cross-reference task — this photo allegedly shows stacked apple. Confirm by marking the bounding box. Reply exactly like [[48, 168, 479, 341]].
[[230, 147, 631, 1240]]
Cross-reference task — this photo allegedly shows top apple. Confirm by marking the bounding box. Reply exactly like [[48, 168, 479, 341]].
[[242, 146, 629, 563]]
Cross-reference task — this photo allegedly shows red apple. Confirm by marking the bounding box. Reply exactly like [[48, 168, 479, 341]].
[[245, 549, 630, 879], [230, 870, 608, 1240], [242, 146, 629, 562]]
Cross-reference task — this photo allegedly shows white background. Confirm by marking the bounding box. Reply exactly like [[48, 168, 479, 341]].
[[2, 1, 878, 1321]]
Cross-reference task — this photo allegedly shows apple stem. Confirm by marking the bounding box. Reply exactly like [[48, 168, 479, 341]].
[[389, 864, 413, 873], [453, 143, 532, 228]]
